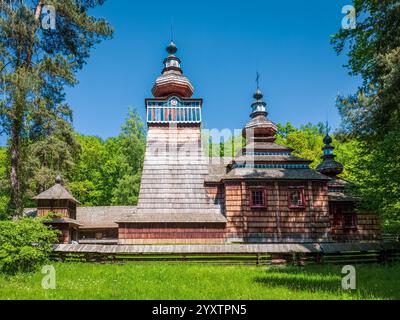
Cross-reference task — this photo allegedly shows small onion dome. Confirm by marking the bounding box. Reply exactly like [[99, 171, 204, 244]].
[[244, 86, 277, 141], [250, 88, 268, 118], [166, 41, 178, 55], [316, 159, 344, 177], [253, 88, 263, 101], [316, 134, 344, 177], [152, 41, 194, 98], [55, 175, 62, 184]]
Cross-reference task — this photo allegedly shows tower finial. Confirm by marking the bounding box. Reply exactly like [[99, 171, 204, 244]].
[[166, 18, 177, 55], [325, 120, 329, 136], [153, 39, 194, 98], [250, 73, 267, 118], [253, 71, 263, 101], [170, 17, 174, 42], [256, 71, 260, 90]]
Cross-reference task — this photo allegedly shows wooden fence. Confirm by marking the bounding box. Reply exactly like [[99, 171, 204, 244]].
[[51, 242, 400, 266]]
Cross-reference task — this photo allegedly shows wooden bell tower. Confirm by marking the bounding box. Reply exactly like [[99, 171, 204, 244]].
[[117, 41, 226, 245], [34, 175, 81, 243]]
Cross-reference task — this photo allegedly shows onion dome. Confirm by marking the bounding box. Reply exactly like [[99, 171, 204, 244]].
[[253, 88, 263, 100], [316, 133, 344, 177], [228, 79, 316, 174], [251, 88, 267, 118], [152, 41, 194, 98], [166, 41, 178, 55], [244, 85, 277, 142]]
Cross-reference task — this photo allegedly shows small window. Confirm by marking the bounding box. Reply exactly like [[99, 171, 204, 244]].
[[333, 213, 342, 228], [288, 188, 305, 209], [343, 214, 357, 229], [250, 189, 266, 208]]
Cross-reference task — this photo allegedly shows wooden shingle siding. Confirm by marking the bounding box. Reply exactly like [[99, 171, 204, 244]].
[[119, 239, 226, 245], [118, 126, 226, 243], [119, 223, 226, 245], [331, 213, 380, 242], [136, 126, 223, 219], [223, 180, 331, 243]]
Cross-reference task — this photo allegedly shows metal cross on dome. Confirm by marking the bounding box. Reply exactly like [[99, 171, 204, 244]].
[[256, 71, 260, 89]]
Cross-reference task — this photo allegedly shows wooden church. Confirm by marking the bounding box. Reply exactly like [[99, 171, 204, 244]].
[[27, 41, 380, 245]]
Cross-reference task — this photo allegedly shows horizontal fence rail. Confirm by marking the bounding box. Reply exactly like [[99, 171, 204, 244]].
[[51, 242, 400, 266]]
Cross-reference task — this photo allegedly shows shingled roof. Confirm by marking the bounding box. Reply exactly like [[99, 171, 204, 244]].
[[205, 153, 330, 182], [233, 155, 312, 163], [328, 191, 358, 202], [136, 126, 226, 223], [117, 212, 226, 224], [328, 177, 352, 188], [76, 206, 137, 229], [244, 141, 293, 152], [206, 157, 231, 183], [24, 206, 137, 228], [223, 168, 331, 181], [33, 183, 80, 204], [44, 217, 82, 226], [327, 177, 358, 202]]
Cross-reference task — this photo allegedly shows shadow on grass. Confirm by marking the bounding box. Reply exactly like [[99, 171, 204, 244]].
[[253, 265, 400, 300]]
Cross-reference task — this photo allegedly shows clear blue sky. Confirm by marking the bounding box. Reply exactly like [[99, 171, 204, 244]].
[[2, 0, 361, 145]]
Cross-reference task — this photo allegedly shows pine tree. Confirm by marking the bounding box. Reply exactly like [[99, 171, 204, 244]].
[[0, 1, 113, 215]]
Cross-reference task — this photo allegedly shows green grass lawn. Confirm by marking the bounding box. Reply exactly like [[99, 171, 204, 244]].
[[0, 262, 399, 300]]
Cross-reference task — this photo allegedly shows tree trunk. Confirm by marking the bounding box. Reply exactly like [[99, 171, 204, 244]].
[[9, 1, 43, 216], [10, 113, 23, 216], [34, 1, 45, 20], [25, 1, 44, 67]]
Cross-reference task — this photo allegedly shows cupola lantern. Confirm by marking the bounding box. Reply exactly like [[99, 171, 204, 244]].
[[151, 41, 194, 98], [316, 133, 344, 177]]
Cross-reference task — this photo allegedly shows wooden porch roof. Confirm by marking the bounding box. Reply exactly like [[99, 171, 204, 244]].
[[53, 242, 389, 254]]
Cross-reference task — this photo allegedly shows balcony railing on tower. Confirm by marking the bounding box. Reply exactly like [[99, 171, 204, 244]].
[[146, 98, 202, 124]]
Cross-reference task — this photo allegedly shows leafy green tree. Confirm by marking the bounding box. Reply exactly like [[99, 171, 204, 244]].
[[111, 173, 142, 205], [276, 122, 298, 140], [332, 0, 400, 227], [0, 217, 58, 274], [118, 108, 146, 174], [334, 139, 362, 182], [332, 0, 400, 141], [24, 124, 80, 207], [110, 108, 146, 205], [67, 108, 146, 206], [0, 1, 113, 215], [343, 133, 400, 231], [276, 122, 326, 169], [68, 134, 107, 206]]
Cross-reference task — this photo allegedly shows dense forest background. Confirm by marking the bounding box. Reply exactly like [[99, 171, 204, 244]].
[[0, 0, 399, 233], [0, 116, 388, 226], [0, 108, 146, 213]]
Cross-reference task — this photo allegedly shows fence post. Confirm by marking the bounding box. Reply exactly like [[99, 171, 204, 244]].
[[291, 252, 299, 266], [314, 253, 322, 264], [256, 253, 261, 266], [379, 249, 388, 264]]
